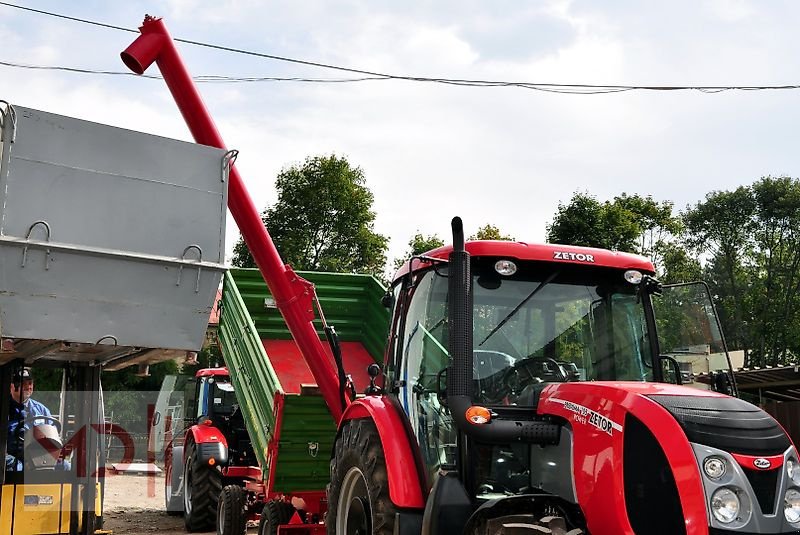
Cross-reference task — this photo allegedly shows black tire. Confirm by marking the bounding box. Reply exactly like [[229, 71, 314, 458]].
[[217, 485, 247, 535], [258, 500, 295, 535], [183, 442, 223, 532], [326, 419, 395, 535], [165, 460, 182, 515]]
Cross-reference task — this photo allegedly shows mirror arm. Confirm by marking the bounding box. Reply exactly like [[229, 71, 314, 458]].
[[659, 355, 683, 386]]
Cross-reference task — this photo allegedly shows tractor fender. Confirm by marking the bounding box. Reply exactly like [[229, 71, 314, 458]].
[[186, 425, 229, 465], [340, 395, 426, 509], [169, 444, 183, 477], [538, 382, 708, 534]]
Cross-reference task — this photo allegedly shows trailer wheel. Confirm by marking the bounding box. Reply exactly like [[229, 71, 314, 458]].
[[258, 500, 295, 535], [217, 485, 247, 535], [183, 442, 223, 532], [327, 419, 395, 535]]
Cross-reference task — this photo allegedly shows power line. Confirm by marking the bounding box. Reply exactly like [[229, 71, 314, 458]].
[[1, 1, 799, 95], [0, 59, 388, 84]]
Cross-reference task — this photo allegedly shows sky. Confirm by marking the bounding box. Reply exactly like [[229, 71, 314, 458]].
[[1, 0, 799, 270]]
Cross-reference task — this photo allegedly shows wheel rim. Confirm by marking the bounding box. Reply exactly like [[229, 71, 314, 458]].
[[184, 455, 193, 515], [165, 464, 172, 507], [336, 467, 371, 535], [218, 497, 226, 535]]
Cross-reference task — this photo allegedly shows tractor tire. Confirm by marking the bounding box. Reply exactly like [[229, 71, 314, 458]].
[[165, 461, 182, 516], [217, 485, 247, 535], [183, 442, 223, 532], [327, 419, 395, 535], [258, 500, 295, 535], [481, 515, 584, 535]]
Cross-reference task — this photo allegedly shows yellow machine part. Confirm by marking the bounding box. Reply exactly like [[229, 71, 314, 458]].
[[0, 482, 103, 535]]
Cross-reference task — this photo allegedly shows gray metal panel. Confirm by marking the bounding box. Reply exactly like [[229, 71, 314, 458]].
[[0, 106, 227, 261], [0, 103, 229, 354]]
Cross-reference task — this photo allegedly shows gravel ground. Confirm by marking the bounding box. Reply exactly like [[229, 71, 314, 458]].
[[102, 472, 259, 535], [102, 472, 187, 535]]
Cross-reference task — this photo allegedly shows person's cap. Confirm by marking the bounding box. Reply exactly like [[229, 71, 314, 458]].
[[12, 367, 32, 382]]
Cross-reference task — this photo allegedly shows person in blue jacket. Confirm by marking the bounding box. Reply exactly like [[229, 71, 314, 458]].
[[5, 367, 59, 471]]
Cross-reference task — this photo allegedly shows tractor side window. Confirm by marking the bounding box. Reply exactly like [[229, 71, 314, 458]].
[[399, 270, 456, 484], [196, 378, 209, 419]]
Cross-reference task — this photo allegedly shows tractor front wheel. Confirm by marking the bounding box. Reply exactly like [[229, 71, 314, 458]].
[[217, 485, 247, 535], [183, 442, 223, 532], [327, 419, 395, 535]]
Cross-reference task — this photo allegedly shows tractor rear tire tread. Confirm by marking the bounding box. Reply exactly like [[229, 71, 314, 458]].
[[327, 419, 395, 535], [183, 442, 223, 532]]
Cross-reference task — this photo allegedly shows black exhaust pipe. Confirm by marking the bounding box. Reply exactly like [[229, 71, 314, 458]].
[[447, 217, 559, 445]]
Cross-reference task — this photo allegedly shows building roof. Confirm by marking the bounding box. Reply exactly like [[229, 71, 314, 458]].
[[732, 365, 800, 402]]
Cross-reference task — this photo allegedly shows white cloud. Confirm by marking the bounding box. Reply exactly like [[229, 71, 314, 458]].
[[1, 1, 799, 270]]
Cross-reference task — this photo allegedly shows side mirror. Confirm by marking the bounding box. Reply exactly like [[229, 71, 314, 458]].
[[710, 370, 734, 396], [365, 363, 382, 396], [659, 355, 683, 386], [381, 292, 394, 309]]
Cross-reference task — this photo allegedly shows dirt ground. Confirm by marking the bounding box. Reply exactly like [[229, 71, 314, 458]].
[[102, 472, 258, 535]]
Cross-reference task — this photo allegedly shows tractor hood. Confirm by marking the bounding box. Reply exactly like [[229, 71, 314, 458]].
[[538, 381, 797, 535]]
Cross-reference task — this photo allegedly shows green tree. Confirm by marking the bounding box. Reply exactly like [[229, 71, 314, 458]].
[[393, 232, 445, 270], [748, 176, 800, 365], [683, 186, 756, 355], [612, 193, 682, 267], [659, 241, 702, 284], [546, 192, 641, 251], [470, 224, 514, 241], [232, 155, 388, 274]]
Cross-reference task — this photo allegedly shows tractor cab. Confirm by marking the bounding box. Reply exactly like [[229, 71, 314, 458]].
[[181, 369, 256, 468], [390, 239, 735, 503]]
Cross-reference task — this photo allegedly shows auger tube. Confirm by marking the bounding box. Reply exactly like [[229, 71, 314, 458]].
[[121, 16, 346, 422]]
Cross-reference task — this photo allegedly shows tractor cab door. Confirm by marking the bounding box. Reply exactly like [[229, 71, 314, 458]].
[[183, 376, 200, 425], [149, 375, 189, 461]]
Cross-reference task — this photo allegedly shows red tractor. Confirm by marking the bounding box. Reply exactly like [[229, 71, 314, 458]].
[[159, 367, 260, 532], [123, 17, 798, 534]]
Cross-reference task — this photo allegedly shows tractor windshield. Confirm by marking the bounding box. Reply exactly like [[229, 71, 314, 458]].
[[401, 259, 655, 408]]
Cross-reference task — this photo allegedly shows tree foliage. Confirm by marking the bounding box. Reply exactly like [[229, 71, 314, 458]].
[[680, 176, 800, 366], [546, 192, 681, 275], [469, 224, 514, 241], [232, 155, 388, 274], [392, 232, 444, 270]]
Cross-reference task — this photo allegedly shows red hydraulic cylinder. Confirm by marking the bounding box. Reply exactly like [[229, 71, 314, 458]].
[[121, 16, 345, 422]]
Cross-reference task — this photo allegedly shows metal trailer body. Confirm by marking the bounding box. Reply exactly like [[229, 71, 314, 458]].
[[168, 269, 388, 532], [0, 102, 228, 535]]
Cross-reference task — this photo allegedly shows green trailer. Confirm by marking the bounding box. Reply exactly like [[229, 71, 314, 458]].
[[215, 268, 389, 533]]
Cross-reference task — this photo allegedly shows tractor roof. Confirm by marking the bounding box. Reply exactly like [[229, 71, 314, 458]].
[[392, 240, 655, 282]]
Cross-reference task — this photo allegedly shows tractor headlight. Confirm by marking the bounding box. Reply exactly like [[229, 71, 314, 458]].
[[711, 487, 740, 524], [785, 489, 800, 524], [788, 459, 800, 487], [703, 457, 726, 479]]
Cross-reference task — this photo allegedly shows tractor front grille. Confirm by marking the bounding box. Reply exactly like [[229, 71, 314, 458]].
[[741, 466, 780, 515]]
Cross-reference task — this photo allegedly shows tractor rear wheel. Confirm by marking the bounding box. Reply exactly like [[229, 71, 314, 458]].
[[258, 500, 295, 535], [217, 485, 247, 535], [327, 419, 395, 535], [183, 442, 223, 532]]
